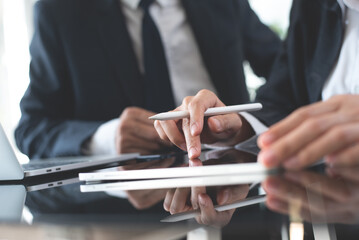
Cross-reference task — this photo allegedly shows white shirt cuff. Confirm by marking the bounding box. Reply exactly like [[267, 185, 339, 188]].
[[86, 118, 119, 155], [239, 112, 268, 135]]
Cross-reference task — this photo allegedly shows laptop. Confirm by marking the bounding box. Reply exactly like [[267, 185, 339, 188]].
[[0, 123, 139, 181], [0, 171, 85, 222], [0, 185, 26, 222]]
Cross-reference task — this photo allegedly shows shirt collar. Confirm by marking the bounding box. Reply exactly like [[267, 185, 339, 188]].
[[343, 0, 359, 12], [121, 0, 140, 10], [120, 0, 179, 10]]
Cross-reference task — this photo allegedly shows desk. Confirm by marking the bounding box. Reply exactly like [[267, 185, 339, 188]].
[[1, 149, 359, 240]]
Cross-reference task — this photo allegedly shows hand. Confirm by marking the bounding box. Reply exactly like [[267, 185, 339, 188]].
[[119, 157, 176, 209], [155, 90, 254, 159], [164, 185, 249, 227], [258, 94, 359, 169], [116, 107, 173, 155], [163, 159, 249, 227], [262, 168, 359, 224], [164, 186, 249, 227]]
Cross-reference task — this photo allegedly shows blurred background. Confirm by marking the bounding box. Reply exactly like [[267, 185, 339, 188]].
[[0, 0, 292, 162]]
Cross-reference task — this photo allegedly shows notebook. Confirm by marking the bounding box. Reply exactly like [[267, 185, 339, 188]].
[[0, 123, 139, 181]]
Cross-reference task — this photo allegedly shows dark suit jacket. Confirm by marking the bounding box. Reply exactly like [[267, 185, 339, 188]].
[[15, 0, 280, 158], [252, 0, 344, 126]]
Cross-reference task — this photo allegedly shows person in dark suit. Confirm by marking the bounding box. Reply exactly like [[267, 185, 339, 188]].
[[155, 0, 359, 168], [15, 0, 280, 159]]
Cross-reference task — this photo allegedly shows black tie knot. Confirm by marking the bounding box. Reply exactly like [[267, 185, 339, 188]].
[[139, 0, 155, 11]]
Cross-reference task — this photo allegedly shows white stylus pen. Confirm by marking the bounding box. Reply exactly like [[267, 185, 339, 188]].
[[149, 103, 263, 121], [161, 195, 267, 223]]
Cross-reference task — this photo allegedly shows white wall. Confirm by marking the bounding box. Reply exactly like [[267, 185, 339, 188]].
[[0, 0, 36, 163]]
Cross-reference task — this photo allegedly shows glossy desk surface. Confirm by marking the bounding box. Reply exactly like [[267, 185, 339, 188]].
[[1, 148, 358, 240]]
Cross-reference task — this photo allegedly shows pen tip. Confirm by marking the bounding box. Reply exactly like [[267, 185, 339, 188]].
[[149, 115, 157, 120]]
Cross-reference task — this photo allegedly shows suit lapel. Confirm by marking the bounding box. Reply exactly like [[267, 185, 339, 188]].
[[93, 0, 144, 107], [307, 0, 344, 102]]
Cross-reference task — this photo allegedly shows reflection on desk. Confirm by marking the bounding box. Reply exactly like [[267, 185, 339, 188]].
[[0, 148, 359, 239]]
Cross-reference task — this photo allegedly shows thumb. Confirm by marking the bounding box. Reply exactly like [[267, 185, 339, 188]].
[[207, 113, 242, 135]]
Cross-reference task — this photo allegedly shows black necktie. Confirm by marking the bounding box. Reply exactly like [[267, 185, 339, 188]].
[[140, 0, 175, 113]]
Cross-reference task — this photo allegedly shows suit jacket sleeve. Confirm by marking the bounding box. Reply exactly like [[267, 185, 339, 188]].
[[250, 0, 306, 126], [249, 0, 338, 126], [15, 1, 104, 159], [250, 39, 298, 126]]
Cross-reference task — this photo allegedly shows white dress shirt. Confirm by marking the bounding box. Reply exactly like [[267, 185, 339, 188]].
[[322, 0, 359, 100]]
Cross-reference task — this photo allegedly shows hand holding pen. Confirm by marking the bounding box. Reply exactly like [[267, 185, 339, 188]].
[[153, 90, 261, 159]]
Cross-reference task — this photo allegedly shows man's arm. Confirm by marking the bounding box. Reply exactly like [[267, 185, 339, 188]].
[[15, 1, 103, 159], [250, 0, 309, 127]]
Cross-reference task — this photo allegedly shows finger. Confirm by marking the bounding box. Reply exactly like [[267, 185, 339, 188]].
[[127, 189, 167, 210], [323, 198, 359, 215], [265, 195, 289, 215], [159, 119, 187, 151], [326, 142, 359, 167], [216, 188, 231, 205], [266, 195, 343, 224], [216, 184, 249, 205], [116, 133, 164, 154], [131, 121, 172, 146], [154, 120, 171, 142], [262, 176, 308, 207], [121, 107, 156, 125], [326, 167, 359, 183], [188, 90, 226, 136], [263, 176, 345, 217], [207, 113, 242, 140], [170, 188, 191, 214], [190, 159, 206, 210], [183, 117, 201, 159], [264, 187, 311, 218], [258, 100, 339, 149], [321, 210, 359, 224], [283, 123, 359, 169], [284, 171, 355, 204], [258, 113, 356, 168], [196, 193, 216, 225], [196, 193, 234, 227], [267, 196, 323, 224], [164, 189, 175, 212], [118, 118, 170, 148]]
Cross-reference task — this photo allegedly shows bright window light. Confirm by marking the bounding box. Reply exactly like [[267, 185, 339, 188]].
[[0, 0, 32, 163]]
